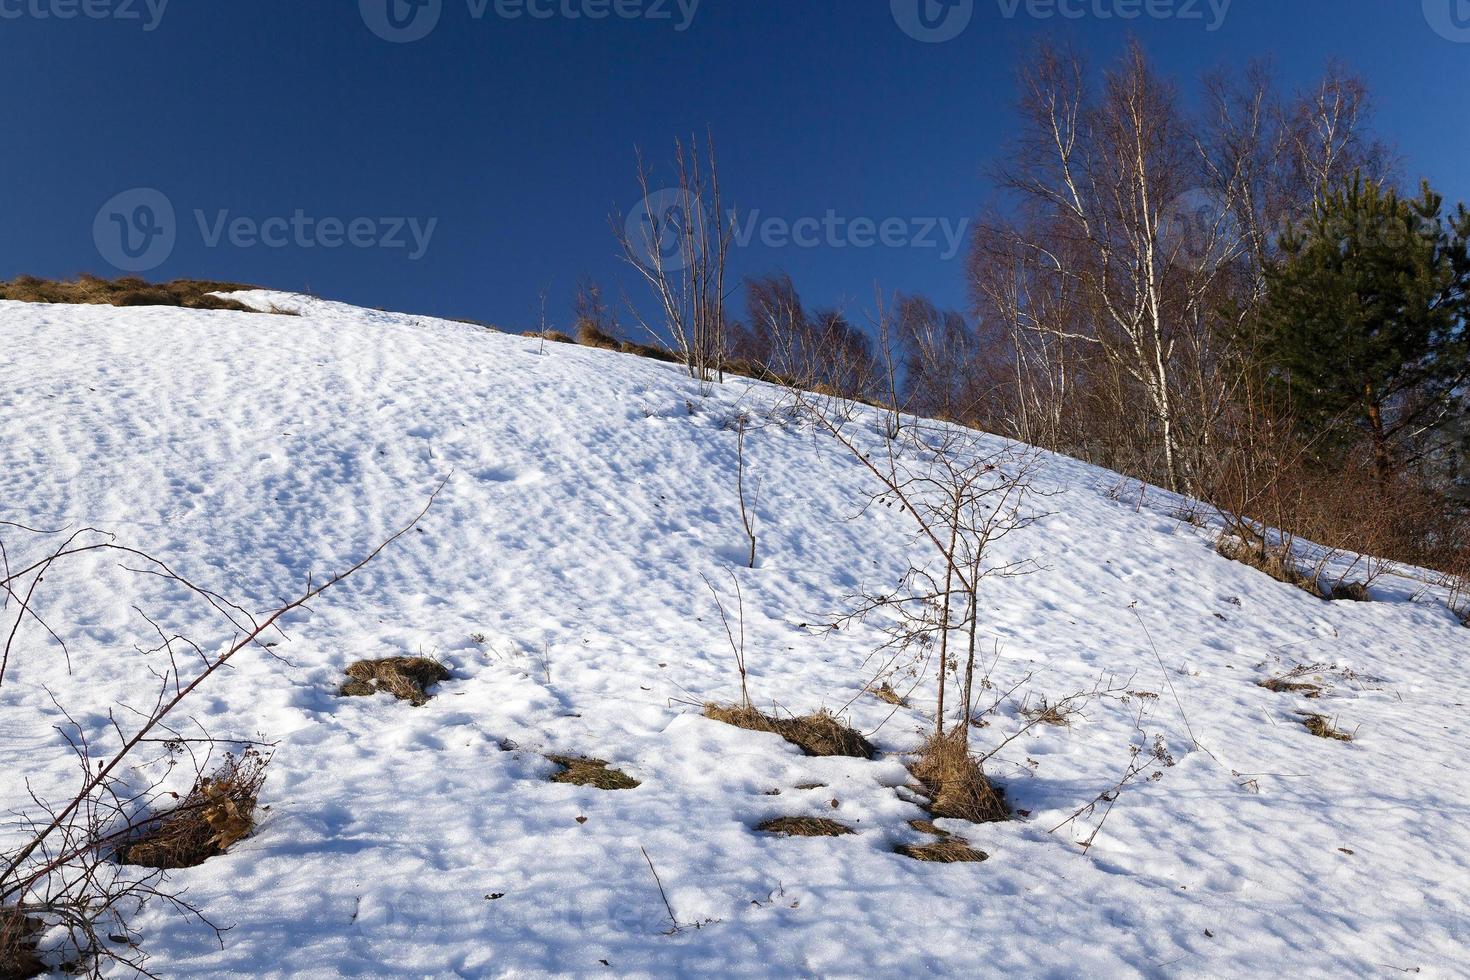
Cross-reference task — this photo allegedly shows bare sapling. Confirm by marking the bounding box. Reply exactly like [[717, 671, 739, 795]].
[[803, 399, 1047, 747], [734, 417, 759, 569], [703, 570, 750, 709], [616, 131, 734, 383]]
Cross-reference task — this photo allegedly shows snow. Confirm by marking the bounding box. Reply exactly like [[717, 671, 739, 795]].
[[1, 290, 1467, 977]]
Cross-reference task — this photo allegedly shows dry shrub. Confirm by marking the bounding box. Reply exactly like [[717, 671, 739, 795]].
[[1021, 697, 1074, 726], [339, 657, 450, 707], [755, 817, 853, 838], [0, 275, 266, 313], [703, 704, 875, 759], [546, 756, 640, 791], [909, 732, 1008, 824], [1302, 715, 1354, 742], [117, 751, 267, 870], [0, 909, 44, 980]]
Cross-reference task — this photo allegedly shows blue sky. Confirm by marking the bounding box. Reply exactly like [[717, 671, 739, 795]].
[[1, 0, 1466, 330]]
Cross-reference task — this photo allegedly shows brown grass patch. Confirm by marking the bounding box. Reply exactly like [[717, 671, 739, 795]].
[[117, 751, 266, 870], [523, 329, 574, 344], [703, 704, 875, 759], [574, 320, 621, 350], [546, 755, 640, 791], [909, 732, 1008, 824], [0, 909, 44, 980], [1302, 714, 1354, 742], [895, 838, 989, 863], [756, 817, 854, 838], [339, 657, 450, 707], [0, 275, 271, 313]]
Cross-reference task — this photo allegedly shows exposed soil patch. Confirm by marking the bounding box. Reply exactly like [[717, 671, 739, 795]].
[[1259, 676, 1324, 698], [339, 657, 450, 707], [704, 704, 875, 759], [1329, 581, 1372, 602], [546, 756, 640, 791], [756, 817, 854, 838], [117, 751, 266, 870]]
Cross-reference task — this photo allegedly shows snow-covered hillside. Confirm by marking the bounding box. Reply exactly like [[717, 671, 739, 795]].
[[2, 292, 1467, 977]]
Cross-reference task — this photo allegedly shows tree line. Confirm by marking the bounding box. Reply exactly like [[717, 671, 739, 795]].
[[601, 42, 1468, 577]]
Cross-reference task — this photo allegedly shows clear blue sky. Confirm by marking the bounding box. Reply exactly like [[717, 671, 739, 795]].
[[1, 0, 1466, 330]]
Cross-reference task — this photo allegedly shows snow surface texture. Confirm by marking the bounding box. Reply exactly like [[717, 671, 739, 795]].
[[1, 291, 1467, 978]]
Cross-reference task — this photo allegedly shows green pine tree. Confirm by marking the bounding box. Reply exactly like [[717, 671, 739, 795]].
[[1259, 175, 1470, 480]]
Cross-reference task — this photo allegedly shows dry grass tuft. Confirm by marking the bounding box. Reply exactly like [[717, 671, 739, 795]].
[[546, 755, 640, 791], [1216, 534, 1323, 597], [909, 732, 1008, 824], [755, 817, 854, 838], [870, 682, 907, 706], [339, 657, 450, 707], [118, 751, 267, 870], [0, 909, 44, 980], [0, 275, 270, 313], [1302, 714, 1354, 742], [894, 838, 989, 864], [703, 704, 875, 759]]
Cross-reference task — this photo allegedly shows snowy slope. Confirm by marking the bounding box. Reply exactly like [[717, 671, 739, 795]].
[[1, 292, 1467, 978]]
